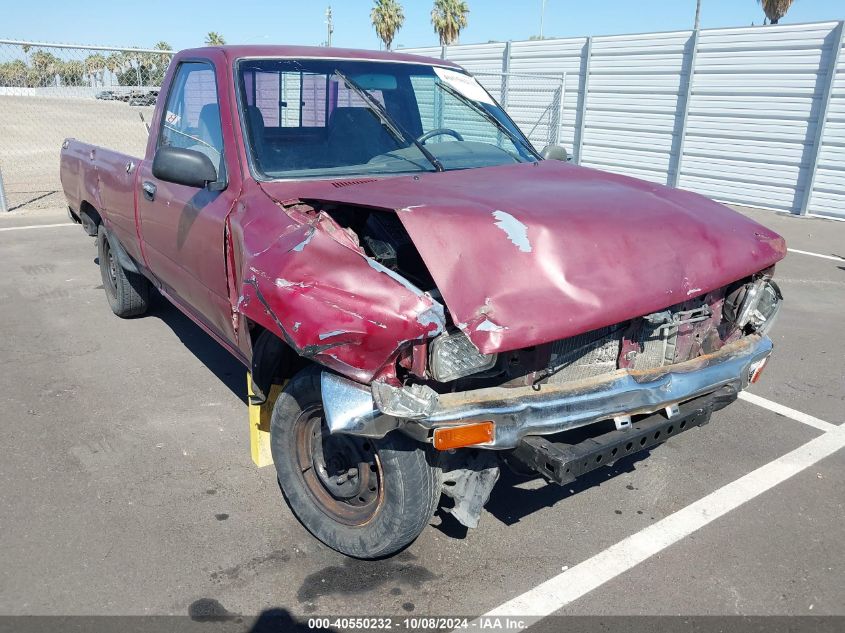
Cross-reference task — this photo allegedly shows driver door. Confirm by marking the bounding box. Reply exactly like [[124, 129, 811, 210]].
[[137, 60, 237, 342]]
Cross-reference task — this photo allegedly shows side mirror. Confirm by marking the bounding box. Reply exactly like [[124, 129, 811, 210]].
[[152, 146, 218, 188], [541, 144, 569, 162]]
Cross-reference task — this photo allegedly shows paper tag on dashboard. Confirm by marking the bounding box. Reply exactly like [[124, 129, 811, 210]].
[[433, 67, 495, 105]]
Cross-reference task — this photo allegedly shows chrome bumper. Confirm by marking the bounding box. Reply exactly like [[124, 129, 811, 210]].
[[321, 335, 772, 450]]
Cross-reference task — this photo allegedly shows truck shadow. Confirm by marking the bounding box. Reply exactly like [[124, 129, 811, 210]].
[[189, 600, 338, 631], [434, 448, 654, 538], [147, 289, 248, 404]]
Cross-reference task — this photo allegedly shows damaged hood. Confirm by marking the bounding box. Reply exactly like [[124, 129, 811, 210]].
[[260, 161, 786, 353]]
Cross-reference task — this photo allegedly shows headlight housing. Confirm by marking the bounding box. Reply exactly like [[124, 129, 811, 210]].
[[429, 330, 497, 382], [725, 278, 782, 335]]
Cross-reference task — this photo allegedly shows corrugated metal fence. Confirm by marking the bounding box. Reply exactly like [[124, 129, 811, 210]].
[[405, 21, 845, 219]]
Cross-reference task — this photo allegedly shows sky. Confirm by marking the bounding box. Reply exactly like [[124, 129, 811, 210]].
[[1, 0, 843, 51]]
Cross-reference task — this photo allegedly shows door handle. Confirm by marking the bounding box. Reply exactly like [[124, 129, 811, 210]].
[[142, 181, 156, 201]]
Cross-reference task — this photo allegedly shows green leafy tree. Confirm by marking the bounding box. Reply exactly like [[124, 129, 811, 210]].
[[117, 67, 140, 87], [431, 0, 470, 46], [205, 32, 226, 46], [758, 0, 795, 24], [124, 47, 146, 86], [371, 0, 405, 51]]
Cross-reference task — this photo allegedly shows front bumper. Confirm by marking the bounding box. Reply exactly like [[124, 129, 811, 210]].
[[321, 334, 772, 450]]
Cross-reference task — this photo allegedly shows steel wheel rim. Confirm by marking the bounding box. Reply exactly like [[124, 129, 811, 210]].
[[103, 240, 118, 291], [293, 404, 384, 526]]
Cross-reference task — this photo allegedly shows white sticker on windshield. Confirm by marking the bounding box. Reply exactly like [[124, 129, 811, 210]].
[[433, 67, 495, 105], [165, 110, 180, 125]]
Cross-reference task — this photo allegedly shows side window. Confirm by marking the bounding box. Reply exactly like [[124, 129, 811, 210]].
[[159, 62, 224, 178]]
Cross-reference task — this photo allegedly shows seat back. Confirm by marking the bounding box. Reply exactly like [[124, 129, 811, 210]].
[[245, 106, 267, 168], [196, 103, 224, 173], [326, 107, 398, 165]]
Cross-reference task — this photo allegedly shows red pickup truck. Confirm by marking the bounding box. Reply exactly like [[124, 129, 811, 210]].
[[61, 45, 785, 558]]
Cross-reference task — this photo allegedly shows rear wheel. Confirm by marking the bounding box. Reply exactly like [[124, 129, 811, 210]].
[[98, 226, 149, 318], [271, 367, 440, 558]]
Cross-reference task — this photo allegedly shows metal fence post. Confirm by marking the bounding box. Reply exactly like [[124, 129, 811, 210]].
[[553, 73, 566, 146], [436, 45, 448, 128], [799, 20, 844, 216], [0, 166, 8, 213], [670, 28, 700, 188], [500, 41, 512, 110], [574, 36, 592, 165]]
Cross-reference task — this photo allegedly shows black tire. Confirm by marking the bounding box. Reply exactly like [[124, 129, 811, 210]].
[[271, 367, 440, 559], [97, 226, 149, 318]]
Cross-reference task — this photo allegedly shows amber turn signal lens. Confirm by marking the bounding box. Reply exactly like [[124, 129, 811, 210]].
[[433, 422, 495, 450]]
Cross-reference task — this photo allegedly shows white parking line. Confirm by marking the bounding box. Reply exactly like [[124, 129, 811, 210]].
[[471, 422, 845, 624], [0, 223, 75, 232], [738, 391, 838, 433], [787, 248, 845, 263]]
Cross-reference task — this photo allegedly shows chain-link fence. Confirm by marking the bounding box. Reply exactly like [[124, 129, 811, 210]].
[[0, 40, 563, 212], [0, 40, 173, 211], [473, 71, 566, 151]]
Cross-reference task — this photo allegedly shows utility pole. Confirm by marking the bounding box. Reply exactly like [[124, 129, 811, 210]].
[[540, 0, 548, 39], [325, 6, 334, 47], [0, 165, 9, 213], [694, 0, 701, 31]]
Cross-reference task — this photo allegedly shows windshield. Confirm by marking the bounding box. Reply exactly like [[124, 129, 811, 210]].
[[236, 59, 539, 180]]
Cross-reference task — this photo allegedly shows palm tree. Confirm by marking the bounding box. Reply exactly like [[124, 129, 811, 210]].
[[371, 0, 405, 51], [205, 32, 226, 46], [758, 0, 795, 25], [31, 50, 60, 86], [0, 60, 29, 87], [84, 53, 107, 88], [105, 52, 125, 86], [431, 0, 470, 46], [143, 41, 173, 85], [59, 60, 86, 86]]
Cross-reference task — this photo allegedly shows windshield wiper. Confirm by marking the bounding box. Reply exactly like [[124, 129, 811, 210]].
[[334, 70, 444, 173], [434, 79, 541, 161]]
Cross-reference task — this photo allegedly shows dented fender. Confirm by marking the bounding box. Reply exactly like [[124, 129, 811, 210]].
[[225, 184, 444, 383]]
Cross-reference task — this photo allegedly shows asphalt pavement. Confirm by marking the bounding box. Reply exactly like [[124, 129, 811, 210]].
[[0, 205, 842, 630]]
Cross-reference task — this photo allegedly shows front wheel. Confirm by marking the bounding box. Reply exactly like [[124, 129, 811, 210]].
[[271, 367, 440, 558]]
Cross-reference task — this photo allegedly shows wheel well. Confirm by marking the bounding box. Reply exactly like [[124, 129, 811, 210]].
[[79, 201, 102, 236], [79, 201, 101, 224], [248, 323, 310, 402]]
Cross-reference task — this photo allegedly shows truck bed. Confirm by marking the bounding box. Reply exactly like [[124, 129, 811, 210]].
[[60, 139, 143, 264]]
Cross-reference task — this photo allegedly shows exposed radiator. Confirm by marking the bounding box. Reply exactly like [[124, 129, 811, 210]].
[[547, 325, 624, 383], [547, 320, 684, 384]]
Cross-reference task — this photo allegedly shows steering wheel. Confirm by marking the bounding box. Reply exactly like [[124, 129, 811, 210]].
[[417, 128, 464, 144]]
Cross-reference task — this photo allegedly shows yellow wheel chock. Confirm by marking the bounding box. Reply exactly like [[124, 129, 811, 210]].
[[246, 374, 285, 467]]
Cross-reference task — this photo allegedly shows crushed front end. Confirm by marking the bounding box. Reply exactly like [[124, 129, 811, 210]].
[[321, 272, 782, 527]]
